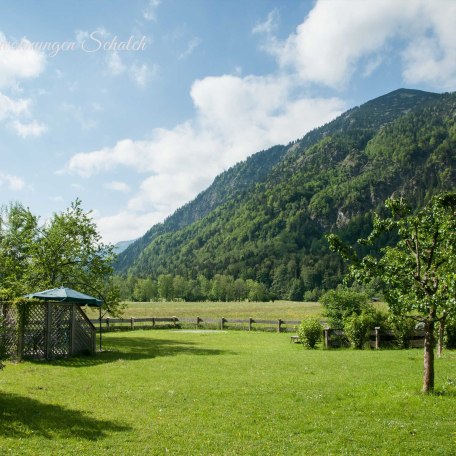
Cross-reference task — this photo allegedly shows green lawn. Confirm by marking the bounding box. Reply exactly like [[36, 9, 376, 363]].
[[86, 300, 322, 320], [1, 330, 455, 455]]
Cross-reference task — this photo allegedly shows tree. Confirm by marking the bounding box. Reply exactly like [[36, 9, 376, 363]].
[[133, 278, 157, 302], [327, 193, 456, 393], [158, 274, 174, 301], [0, 200, 123, 317], [320, 288, 369, 330], [0, 203, 39, 299]]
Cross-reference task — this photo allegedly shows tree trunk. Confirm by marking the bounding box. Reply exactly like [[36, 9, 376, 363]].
[[423, 318, 435, 393], [437, 312, 447, 358]]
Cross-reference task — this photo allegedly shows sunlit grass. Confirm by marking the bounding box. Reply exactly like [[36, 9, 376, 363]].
[[0, 330, 455, 455], [86, 300, 323, 320], [86, 299, 388, 321]]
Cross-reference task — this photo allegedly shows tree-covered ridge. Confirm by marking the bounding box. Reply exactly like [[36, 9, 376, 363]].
[[116, 89, 456, 300], [115, 144, 286, 272]]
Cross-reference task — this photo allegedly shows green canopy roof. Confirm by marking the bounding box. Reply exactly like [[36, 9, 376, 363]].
[[25, 287, 103, 307]]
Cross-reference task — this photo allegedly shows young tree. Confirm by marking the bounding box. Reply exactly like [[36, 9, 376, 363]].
[[0, 203, 39, 299], [327, 193, 456, 393], [0, 200, 123, 317]]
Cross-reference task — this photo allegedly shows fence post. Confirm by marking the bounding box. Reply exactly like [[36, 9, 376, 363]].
[[152, 317, 155, 328], [173, 316, 177, 327], [196, 316, 201, 329], [220, 317, 225, 330], [106, 317, 110, 332], [130, 317, 135, 330], [375, 327, 381, 349], [324, 329, 330, 348], [248, 317, 253, 331], [277, 319, 282, 333]]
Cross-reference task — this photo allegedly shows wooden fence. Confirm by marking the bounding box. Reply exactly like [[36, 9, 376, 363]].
[[323, 327, 425, 349], [89, 317, 426, 348], [89, 316, 301, 333]]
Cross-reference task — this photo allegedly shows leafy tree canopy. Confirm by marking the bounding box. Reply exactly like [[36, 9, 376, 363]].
[[0, 199, 123, 317], [327, 192, 456, 392]]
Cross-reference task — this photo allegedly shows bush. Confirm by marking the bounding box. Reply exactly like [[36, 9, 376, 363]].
[[343, 312, 374, 349], [388, 315, 416, 348], [297, 318, 323, 349], [320, 289, 369, 329]]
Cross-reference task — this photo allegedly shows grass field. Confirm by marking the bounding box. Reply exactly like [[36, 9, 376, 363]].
[[1, 330, 455, 455], [86, 300, 323, 320]]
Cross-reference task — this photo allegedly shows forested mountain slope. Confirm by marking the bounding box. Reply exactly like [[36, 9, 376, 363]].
[[116, 89, 456, 299], [115, 144, 286, 272]]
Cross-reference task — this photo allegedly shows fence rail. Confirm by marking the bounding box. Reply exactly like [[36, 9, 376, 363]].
[[323, 327, 425, 349], [89, 316, 301, 332]]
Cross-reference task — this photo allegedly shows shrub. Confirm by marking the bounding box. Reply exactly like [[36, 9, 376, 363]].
[[320, 289, 369, 329], [343, 312, 374, 349], [297, 318, 323, 349], [388, 315, 416, 348]]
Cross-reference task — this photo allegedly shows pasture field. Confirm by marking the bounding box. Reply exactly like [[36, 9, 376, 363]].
[[85, 300, 323, 320], [0, 330, 455, 455]]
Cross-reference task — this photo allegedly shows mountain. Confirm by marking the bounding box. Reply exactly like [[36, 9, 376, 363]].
[[116, 88, 456, 299], [115, 144, 287, 272], [114, 240, 136, 254]]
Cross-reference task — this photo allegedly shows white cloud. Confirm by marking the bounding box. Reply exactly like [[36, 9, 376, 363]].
[[143, 0, 161, 21], [402, 2, 456, 89], [96, 210, 163, 243], [252, 9, 279, 35], [61, 103, 97, 130], [104, 181, 131, 192], [178, 37, 201, 60], [0, 32, 46, 136], [129, 63, 156, 88], [0, 92, 30, 120], [9, 119, 47, 138], [0, 171, 25, 191], [0, 33, 46, 88], [106, 51, 126, 75], [106, 51, 157, 88], [265, 0, 456, 90], [65, 72, 344, 242]]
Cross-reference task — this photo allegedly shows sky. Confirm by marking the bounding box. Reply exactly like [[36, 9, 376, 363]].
[[1, 0, 456, 244]]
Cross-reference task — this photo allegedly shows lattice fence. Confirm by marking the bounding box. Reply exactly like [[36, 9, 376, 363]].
[[0, 303, 19, 359], [0, 301, 96, 360]]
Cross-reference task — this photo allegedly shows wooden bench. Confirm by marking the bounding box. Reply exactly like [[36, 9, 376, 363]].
[[290, 335, 300, 343]]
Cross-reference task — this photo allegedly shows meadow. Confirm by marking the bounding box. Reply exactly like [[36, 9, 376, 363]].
[[0, 329, 455, 455], [86, 300, 323, 320]]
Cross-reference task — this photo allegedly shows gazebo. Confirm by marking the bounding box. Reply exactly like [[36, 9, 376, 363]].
[[1, 287, 102, 360]]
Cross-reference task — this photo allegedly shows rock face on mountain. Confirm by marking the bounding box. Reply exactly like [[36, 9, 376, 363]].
[[116, 88, 456, 299]]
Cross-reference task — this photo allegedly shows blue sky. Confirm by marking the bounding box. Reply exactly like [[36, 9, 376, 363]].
[[0, 0, 455, 243]]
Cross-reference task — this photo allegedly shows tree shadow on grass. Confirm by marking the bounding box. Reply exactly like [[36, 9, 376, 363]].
[[0, 392, 130, 440], [32, 336, 235, 368]]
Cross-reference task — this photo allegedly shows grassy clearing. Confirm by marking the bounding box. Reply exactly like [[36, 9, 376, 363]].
[[0, 330, 455, 455], [86, 300, 323, 320]]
